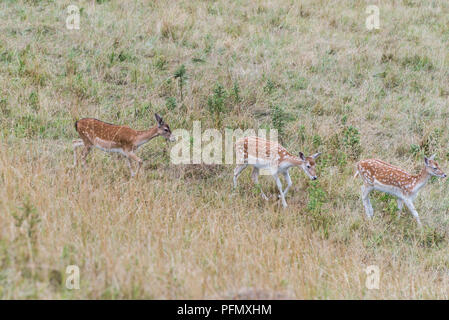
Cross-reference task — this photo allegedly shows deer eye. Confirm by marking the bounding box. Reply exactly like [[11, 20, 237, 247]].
[[164, 128, 169, 132], [307, 164, 311, 169]]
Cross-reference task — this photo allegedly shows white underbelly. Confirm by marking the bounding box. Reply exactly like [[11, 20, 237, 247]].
[[247, 155, 271, 168], [92, 137, 126, 156], [94, 145, 126, 156], [373, 180, 404, 198], [246, 155, 280, 175]]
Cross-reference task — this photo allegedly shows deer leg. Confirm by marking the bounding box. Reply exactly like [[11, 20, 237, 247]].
[[403, 199, 422, 226], [81, 145, 92, 167], [126, 157, 136, 177], [72, 139, 84, 167], [233, 164, 248, 188], [125, 151, 143, 177], [274, 174, 287, 208], [397, 199, 404, 216], [282, 171, 292, 196], [361, 185, 374, 218], [251, 167, 268, 200]]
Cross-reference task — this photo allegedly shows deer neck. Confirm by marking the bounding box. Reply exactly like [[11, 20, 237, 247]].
[[280, 155, 304, 169], [135, 126, 159, 146], [411, 166, 431, 194]]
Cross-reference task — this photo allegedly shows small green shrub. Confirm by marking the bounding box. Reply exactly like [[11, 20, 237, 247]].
[[231, 81, 241, 103], [165, 96, 177, 111], [207, 82, 227, 125], [342, 125, 361, 159], [410, 144, 420, 157], [270, 104, 287, 138], [379, 193, 399, 217], [307, 182, 327, 214], [174, 64, 187, 101], [264, 79, 276, 95]]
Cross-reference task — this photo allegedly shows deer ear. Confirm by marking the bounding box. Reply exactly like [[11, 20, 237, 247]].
[[299, 152, 305, 161], [429, 154, 436, 160], [155, 113, 164, 126], [312, 152, 321, 159], [424, 156, 429, 166]]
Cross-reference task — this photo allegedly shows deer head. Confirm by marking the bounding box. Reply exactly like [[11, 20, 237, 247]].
[[155, 113, 175, 142], [424, 154, 446, 178], [299, 152, 321, 180]]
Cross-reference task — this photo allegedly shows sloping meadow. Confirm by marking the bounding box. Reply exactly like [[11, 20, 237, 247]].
[[0, 0, 449, 298]]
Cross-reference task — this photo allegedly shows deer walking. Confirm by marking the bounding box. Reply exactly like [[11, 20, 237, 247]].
[[233, 136, 321, 208], [355, 156, 446, 225], [73, 113, 175, 177]]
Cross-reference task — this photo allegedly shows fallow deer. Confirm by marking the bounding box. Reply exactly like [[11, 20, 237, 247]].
[[233, 136, 321, 208], [73, 113, 175, 177], [355, 155, 446, 225]]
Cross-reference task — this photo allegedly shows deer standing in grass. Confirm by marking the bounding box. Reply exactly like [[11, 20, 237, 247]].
[[73, 113, 175, 177], [233, 136, 321, 208], [355, 156, 446, 226]]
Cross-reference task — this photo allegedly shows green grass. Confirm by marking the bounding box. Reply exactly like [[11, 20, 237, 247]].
[[1, 0, 449, 299]]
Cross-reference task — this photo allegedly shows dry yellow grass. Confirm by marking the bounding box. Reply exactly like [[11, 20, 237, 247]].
[[1, 0, 449, 299]]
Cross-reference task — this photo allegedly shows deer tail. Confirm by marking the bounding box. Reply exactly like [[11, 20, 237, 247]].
[[353, 161, 360, 179]]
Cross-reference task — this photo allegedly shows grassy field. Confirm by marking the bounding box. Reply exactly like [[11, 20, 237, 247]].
[[1, 0, 449, 299]]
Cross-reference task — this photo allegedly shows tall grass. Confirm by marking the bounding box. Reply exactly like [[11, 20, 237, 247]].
[[1, 0, 449, 299]]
